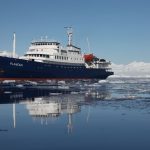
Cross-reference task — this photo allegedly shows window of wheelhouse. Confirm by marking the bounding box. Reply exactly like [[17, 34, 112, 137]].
[[46, 55, 49, 58]]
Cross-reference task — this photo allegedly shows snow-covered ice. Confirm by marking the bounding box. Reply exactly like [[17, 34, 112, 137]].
[[111, 61, 150, 77]]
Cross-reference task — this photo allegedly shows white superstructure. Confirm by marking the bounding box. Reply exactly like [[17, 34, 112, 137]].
[[20, 40, 84, 64], [19, 28, 112, 70], [20, 28, 85, 64]]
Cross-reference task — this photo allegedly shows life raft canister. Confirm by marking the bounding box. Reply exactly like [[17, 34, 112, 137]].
[[84, 54, 94, 62]]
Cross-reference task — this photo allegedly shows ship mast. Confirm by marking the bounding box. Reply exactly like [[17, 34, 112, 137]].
[[13, 32, 16, 58], [65, 27, 73, 46]]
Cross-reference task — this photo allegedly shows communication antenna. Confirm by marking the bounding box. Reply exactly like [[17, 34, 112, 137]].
[[45, 36, 48, 41], [86, 37, 91, 53], [64, 27, 73, 45], [40, 36, 43, 41]]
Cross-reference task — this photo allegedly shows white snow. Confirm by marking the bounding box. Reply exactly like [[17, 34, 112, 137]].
[[110, 61, 150, 78]]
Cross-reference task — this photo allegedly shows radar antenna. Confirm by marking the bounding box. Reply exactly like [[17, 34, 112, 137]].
[[64, 27, 73, 46]]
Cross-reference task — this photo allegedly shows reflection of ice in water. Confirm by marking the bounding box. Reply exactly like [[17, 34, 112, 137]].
[[97, 77, 150, 112]]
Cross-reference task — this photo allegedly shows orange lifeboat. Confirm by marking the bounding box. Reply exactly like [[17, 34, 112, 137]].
[[84, 54, 94, 62]]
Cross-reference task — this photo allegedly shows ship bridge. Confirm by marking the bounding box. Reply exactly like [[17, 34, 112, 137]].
[[27, 40, 60, 56], [31, 41, 60, 46], [67, 44, 81, 54], [30, 40, 60, 52]]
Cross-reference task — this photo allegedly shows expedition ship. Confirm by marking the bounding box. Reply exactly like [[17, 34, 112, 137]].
[[0, 28, 113, 80]]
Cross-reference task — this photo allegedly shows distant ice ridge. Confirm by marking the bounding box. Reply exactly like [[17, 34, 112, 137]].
[[0, 50, 12, 57], [110, 61, 150, 78]]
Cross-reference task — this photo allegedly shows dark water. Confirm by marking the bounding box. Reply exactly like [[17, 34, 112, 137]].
[[0, 78, 150, 150]]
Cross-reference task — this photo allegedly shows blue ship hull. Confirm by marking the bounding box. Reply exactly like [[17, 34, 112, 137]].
[[0, 56, 113, 80]]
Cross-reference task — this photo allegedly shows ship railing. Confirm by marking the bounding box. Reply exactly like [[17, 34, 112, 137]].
[[94, 60, 111, 65]]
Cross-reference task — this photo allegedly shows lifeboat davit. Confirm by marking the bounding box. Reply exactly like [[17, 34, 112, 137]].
[[84, 54, 94, 62]]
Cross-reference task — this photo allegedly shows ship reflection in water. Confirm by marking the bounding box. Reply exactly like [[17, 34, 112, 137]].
[[1, 79, 150, 150], [26, 95, 81, 133], [0, 82, 110, 133]]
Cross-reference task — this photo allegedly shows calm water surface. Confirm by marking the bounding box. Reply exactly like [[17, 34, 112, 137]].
[[0, 78, 150, 150]]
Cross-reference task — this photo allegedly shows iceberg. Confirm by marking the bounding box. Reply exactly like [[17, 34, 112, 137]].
[[110, 61, 150, 78]]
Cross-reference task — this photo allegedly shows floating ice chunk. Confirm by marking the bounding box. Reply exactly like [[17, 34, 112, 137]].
[[98, 80, 108, 83]]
